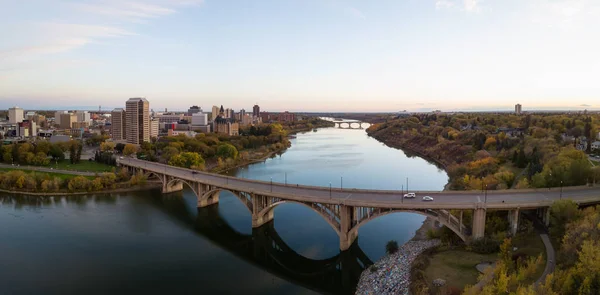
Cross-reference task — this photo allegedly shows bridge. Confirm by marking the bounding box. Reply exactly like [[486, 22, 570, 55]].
[[332, 120, 369, 129], [118, 158, 600, 251]]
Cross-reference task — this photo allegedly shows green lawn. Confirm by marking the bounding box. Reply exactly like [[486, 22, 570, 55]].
[[0, 168, 95, 180], [424, 250, 498, 290], [47, 160, 114, 173]]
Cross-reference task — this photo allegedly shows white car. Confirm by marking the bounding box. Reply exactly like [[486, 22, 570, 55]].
[[403, 192, 416, 198], [422, 196, 434, 201]]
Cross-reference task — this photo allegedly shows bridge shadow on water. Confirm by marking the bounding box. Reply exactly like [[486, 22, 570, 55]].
[[149, 194, 373, 295]]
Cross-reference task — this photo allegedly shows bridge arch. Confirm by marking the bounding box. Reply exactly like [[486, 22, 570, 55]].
[[349, 209, 467, 242], [257, 200, 342, 237], [200, 188, 253, 214]]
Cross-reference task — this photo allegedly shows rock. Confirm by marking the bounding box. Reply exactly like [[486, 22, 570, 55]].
[[432, 278, 446, 287]]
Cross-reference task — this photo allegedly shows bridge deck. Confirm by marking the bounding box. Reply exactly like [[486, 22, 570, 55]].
[[119, 158, 600, 210]]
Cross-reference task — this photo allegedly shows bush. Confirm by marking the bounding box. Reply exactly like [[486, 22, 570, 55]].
[[470, 237, 500, 254], [369, 265, 378, 273], [386, 240, 399, 254]]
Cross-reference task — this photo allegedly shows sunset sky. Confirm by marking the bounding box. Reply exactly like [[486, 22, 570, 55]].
[[1, 0, 599, 112]]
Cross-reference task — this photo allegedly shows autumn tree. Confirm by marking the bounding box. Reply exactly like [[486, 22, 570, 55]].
[[123, 144, 138, 157], [168, 152, 205, 170]]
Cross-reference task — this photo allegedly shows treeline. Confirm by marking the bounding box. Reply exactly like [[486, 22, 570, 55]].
[[463, 201, 600, 294], [367, 112, 600, 190], [0, 168, 144, 193], [0, 141, 84, 166]]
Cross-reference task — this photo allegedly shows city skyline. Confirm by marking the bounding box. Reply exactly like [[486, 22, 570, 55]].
[[1, 0, 599, 111]]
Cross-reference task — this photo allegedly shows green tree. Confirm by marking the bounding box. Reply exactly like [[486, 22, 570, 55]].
[[549, 199, 581, 239], [168, 152, 205, 169], [34, 141, 51, 155], [385, 240, 399, 254], [216, 143, 238, 160], [49, 144, 65, 161], [123, 144, 137, 156]]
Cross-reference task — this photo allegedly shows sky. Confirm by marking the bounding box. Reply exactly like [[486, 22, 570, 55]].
[[1, 0, 599, 112]]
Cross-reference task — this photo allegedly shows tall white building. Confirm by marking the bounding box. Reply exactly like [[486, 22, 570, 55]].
[[515, 104, 522, 114], [150, 119, 159, 138], [211, 106, 219, 122], [75, 111, 91, 123], [125, 98, 150, 144], [8, 107, 24, 124], [191, 113, 208, 126]]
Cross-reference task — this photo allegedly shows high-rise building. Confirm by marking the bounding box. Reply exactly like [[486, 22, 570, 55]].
[[253, 104, 260, 117], [60, 113, 77, 129], [75, 111, 91, 123], [187, 105, 203, 116], [191, 113, 208, 126], [515, 104, 522, 115], [126, 98, 150, 144], [54, 111, 67, 126], [150, 118, 159, 138], [212, 106, 219, 122], [239, 109, 246, 120], [8, 106, 24, 124], [111, 108, 127, 141]]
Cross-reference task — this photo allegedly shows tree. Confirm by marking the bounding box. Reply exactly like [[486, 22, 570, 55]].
[[216, 143, 238, 160], [49, 144, 65, 161], [168, 152, 205, 170], [69, 141, 76, 164], [34, 141, 51, 155], [123, 144, 137, 157], [100, 142, 115, 152], [549, 199, 581, 239], [385, 240, 399, 254]]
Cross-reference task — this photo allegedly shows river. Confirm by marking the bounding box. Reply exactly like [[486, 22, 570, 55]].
[[0, 123, 447, 295]]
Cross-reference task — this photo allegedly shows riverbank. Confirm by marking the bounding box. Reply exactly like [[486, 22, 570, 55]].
[[0, 182, 161, 196], [355, 239, 441, 295]]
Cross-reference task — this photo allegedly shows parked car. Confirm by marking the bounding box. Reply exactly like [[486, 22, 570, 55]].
[[422, 196, 434, 201], [403, 192, 416, 198]]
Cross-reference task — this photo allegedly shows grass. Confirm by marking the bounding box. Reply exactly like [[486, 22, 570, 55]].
[[424, 249, 498, 290], [0, 168, 95, 180], [47, 160, 113, 173], [423, 234, 546, 291]]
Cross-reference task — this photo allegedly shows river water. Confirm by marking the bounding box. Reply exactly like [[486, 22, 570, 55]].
[[0, 124, 447, 295]]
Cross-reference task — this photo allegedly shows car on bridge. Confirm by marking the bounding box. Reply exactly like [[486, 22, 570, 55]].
[[422, 196, 434, 201], [403, 193, 416, 198]]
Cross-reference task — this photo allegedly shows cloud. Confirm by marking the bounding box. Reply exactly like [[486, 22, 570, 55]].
[[345, 7, 366, 19], [75, 2, 175, 22], [580, 104, 592, 107], [435, 0, 481, 13], [529, 0, 600, 30], [435, 0, 455, 10], [463, 0, 480, 12]]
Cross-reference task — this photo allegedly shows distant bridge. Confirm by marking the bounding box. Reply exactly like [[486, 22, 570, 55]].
[[118, 158, 600, 251]]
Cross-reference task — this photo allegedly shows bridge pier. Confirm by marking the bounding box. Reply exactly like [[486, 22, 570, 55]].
[[508, 209, 520, 236], [472, 207, 487, 240], [162, 176, 184, 194], [340, 205, 357, 251]]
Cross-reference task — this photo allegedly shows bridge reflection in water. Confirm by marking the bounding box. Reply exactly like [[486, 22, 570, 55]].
[[150, 194, 374, 295]]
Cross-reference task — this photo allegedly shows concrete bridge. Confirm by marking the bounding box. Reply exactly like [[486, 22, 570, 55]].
[[118, 158, 600, 251], [333, 121, 369, 129]]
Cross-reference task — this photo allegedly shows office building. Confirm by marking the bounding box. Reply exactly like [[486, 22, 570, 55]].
[[72, 121, 90, 129], [111, 108, 127, 141], [54, 111, 67, 126], [8, 106, 24, 124], [187, 106, 203, 116], [515, 104, 522, 115], [75, 111, 91, 123], [191, 112, 208, 127], [150, 119, 159, 138], [126, 97, 150, 144], [253, 104, 260, 117], [212, 106, 219, 122], [60, 113, 77, 129]]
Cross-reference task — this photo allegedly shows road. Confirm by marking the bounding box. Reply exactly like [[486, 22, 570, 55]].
[[118, 158, 600, 210], [0, 163, 97, 177]]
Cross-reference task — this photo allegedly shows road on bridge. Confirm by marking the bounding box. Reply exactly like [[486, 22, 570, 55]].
[[118, 158, 600, 210]]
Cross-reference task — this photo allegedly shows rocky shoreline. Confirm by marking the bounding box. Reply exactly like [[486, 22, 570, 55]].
[[355, 239, 441, 295]]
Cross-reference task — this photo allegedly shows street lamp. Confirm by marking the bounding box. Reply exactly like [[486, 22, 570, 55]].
[[485, 184, 488, 203], [285, 172, 287, 186], [341, 176, 343, 190], [560, 180, 563, 200], [329, 182, 332, 197], [270, 177, 273, 192], [406, 177, 409, 193]]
